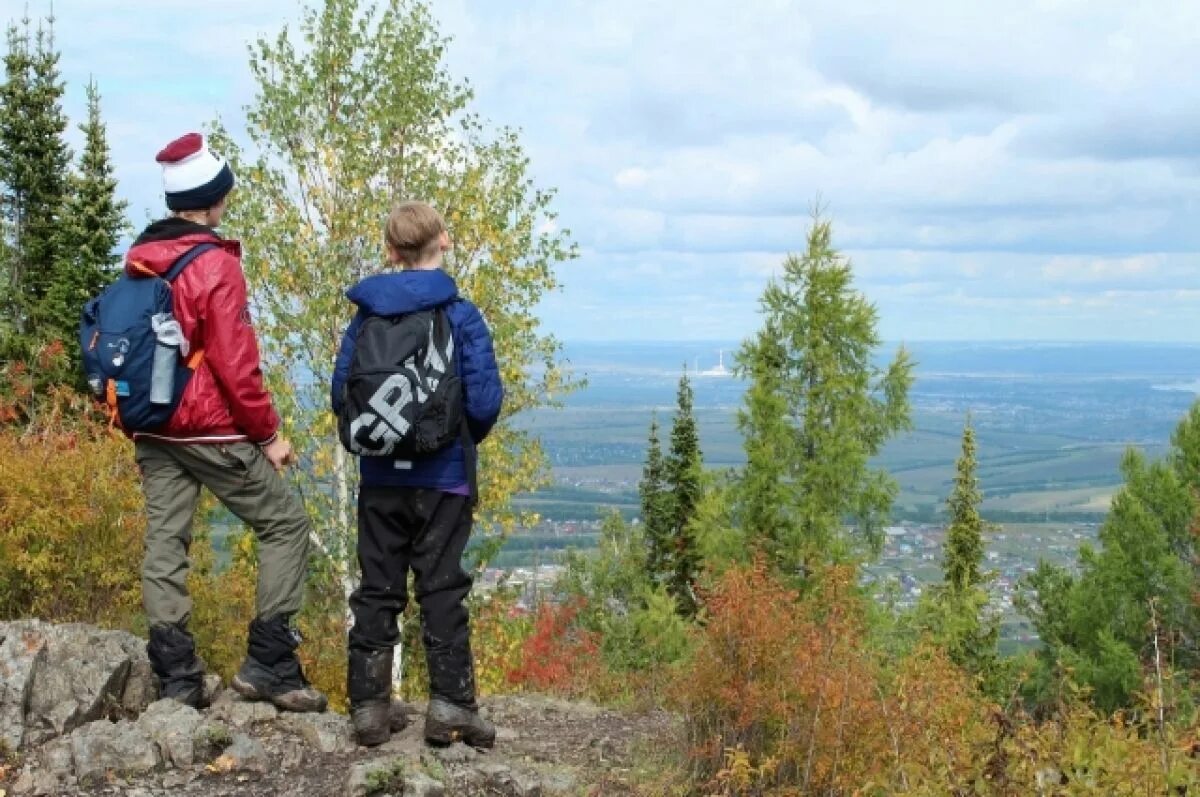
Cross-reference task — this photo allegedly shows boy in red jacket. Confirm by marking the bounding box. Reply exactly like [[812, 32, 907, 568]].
[[127, 133, 324, 712]]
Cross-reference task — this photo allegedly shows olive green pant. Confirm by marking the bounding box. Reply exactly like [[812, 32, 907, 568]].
[[135, 440, 312, 629]]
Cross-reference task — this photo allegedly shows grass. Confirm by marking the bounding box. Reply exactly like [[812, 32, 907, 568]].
[[362, 758, 406, 795]]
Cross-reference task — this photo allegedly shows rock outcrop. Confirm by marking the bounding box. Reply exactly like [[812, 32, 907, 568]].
[[0, 621, 677, 797], [0, 621, 157, 752]]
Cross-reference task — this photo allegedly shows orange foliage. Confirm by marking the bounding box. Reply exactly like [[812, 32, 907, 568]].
[[506, 599, 603, 697], [677, 561, 884, 793], [0, 380, 143, 626], [667, 560, 1200, 795]]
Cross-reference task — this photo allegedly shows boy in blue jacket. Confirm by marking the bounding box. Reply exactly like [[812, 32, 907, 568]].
[[332, 201, 503, 748]]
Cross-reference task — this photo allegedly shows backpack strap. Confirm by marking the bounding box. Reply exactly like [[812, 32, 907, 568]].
[[164, 243, 218, 371], [163, 243, 218, 282]]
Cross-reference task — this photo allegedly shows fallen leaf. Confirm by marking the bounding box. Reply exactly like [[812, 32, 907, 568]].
[[207, 755, 236, 774]]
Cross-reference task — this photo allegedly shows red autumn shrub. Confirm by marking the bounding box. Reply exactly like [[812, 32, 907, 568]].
[[507, 598, 602, 697]]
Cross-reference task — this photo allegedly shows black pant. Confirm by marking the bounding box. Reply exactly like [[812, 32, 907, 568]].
[[349, 486, 476, 706]]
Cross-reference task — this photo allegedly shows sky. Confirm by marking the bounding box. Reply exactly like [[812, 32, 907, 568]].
[[34, 0, 1200, 343]]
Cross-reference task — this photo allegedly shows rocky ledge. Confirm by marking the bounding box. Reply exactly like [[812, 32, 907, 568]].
[[0, 621, 675, 796]]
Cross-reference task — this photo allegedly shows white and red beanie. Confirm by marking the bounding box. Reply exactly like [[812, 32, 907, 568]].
[[156, 133, 235, 211]]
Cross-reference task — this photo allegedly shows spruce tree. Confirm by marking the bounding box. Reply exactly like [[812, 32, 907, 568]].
[[639, 413, 672, 587], [736, 215, 913, 579], [1020, 402, 1200, 711], [45, 79, 128, 365], [664, 369, 703, 615], [927, 417, 998, 680], [943, 417, 986, 595], [736, 319, 792, 563], [0, 20, 33, 351], [0, 15, 70, 354]]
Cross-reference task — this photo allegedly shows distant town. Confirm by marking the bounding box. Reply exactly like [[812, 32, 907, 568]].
[[477, 512, 1101, 648]]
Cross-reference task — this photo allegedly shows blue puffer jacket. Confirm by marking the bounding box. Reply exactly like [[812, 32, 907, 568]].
[[331, 269, 503, 489]]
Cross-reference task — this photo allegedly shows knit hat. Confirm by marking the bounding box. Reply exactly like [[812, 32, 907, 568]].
[[156, 133, 235, 211]]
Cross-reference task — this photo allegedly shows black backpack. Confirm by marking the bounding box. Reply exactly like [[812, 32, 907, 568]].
[[337, 307, 464, 458]]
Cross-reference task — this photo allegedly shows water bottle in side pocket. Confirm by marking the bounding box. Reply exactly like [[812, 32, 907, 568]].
[[149, 313, 189, 405]]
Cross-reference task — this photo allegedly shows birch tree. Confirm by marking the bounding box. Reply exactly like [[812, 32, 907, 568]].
[[211, 0, 575, 684]]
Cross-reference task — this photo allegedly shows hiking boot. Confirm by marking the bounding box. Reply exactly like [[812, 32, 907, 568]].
[[231, 655, 328, 712], [348, 647, 400, 746], [351, 701, 391, 747], [230, 614, 327, 713], [350, 699, 411, 747], [161, 676, 205, 709], [424, 697, 495, 749], [147, 624, 206, 709]]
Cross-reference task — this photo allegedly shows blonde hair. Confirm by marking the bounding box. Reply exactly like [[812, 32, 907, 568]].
[[384, 201, 446, 267]]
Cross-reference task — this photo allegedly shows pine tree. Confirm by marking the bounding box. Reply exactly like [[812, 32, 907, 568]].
[[1020, 404, 1200, 711], [45, 79, 128, 366], [943, 417, 985, 595], [736, 214, 913, 579], [736, 319, 792, 563], [923, 416, 998, 681], [0, 20, 33, 353], [639, 413, 672, 587], [664, 369, 703, 615], [0, 15, 71, 354]]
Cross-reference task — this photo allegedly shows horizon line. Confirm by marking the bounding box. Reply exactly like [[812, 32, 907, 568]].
[[555, 337, 1200, 346]]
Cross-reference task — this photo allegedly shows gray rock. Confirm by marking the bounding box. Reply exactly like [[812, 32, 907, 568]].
[[539, 770, 578, 795], [162, 769, 200, 788], [403, 771, 446, 797], [137, 698, 204, 768], [1, 620, 152, 747], [276, 738, 307, 772], [212, 732, 268, 774], [0, 623, 47, 751], [429, 741, 478, 764], [476, 762, 542, 797], [380, 729, 425, 758], [37, 736, 74, 779], [192, 720, 234, 764], [69, 718, 160, 785], [282, 711, 355, 754], [208, 692, 279, 727], [13, 746, 76, 797], [121, 657, 159, 715], [10, 765, 36, 795], [123, 788, 159, 797], [346, 756, 407, 797]]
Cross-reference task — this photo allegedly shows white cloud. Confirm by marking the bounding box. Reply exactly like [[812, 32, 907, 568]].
[[30, 0, 1200, 341]]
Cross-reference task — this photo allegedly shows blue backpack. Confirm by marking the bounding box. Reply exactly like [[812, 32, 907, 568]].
[[79, 244, 215, 431]]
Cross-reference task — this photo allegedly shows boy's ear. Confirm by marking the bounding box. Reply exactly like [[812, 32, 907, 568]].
[[385, 243, 401, 263], [438, 230, 451, 252]]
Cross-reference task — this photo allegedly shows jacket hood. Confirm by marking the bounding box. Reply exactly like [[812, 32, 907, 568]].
[[347, 269, 459, 316], [124, 218, 238, 277]]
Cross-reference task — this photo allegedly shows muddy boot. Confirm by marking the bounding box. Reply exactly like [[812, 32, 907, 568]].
[[147, 624, 206, 709], [348, 647, 393, 747], [231, 614, 327, 713], [424, 698, 495, 749]]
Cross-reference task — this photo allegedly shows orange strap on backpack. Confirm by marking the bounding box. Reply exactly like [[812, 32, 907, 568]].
[[104, 379, 120, 429]]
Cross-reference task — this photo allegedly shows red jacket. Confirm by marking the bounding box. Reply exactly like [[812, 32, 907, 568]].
[[124, 218, 279, 445]]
